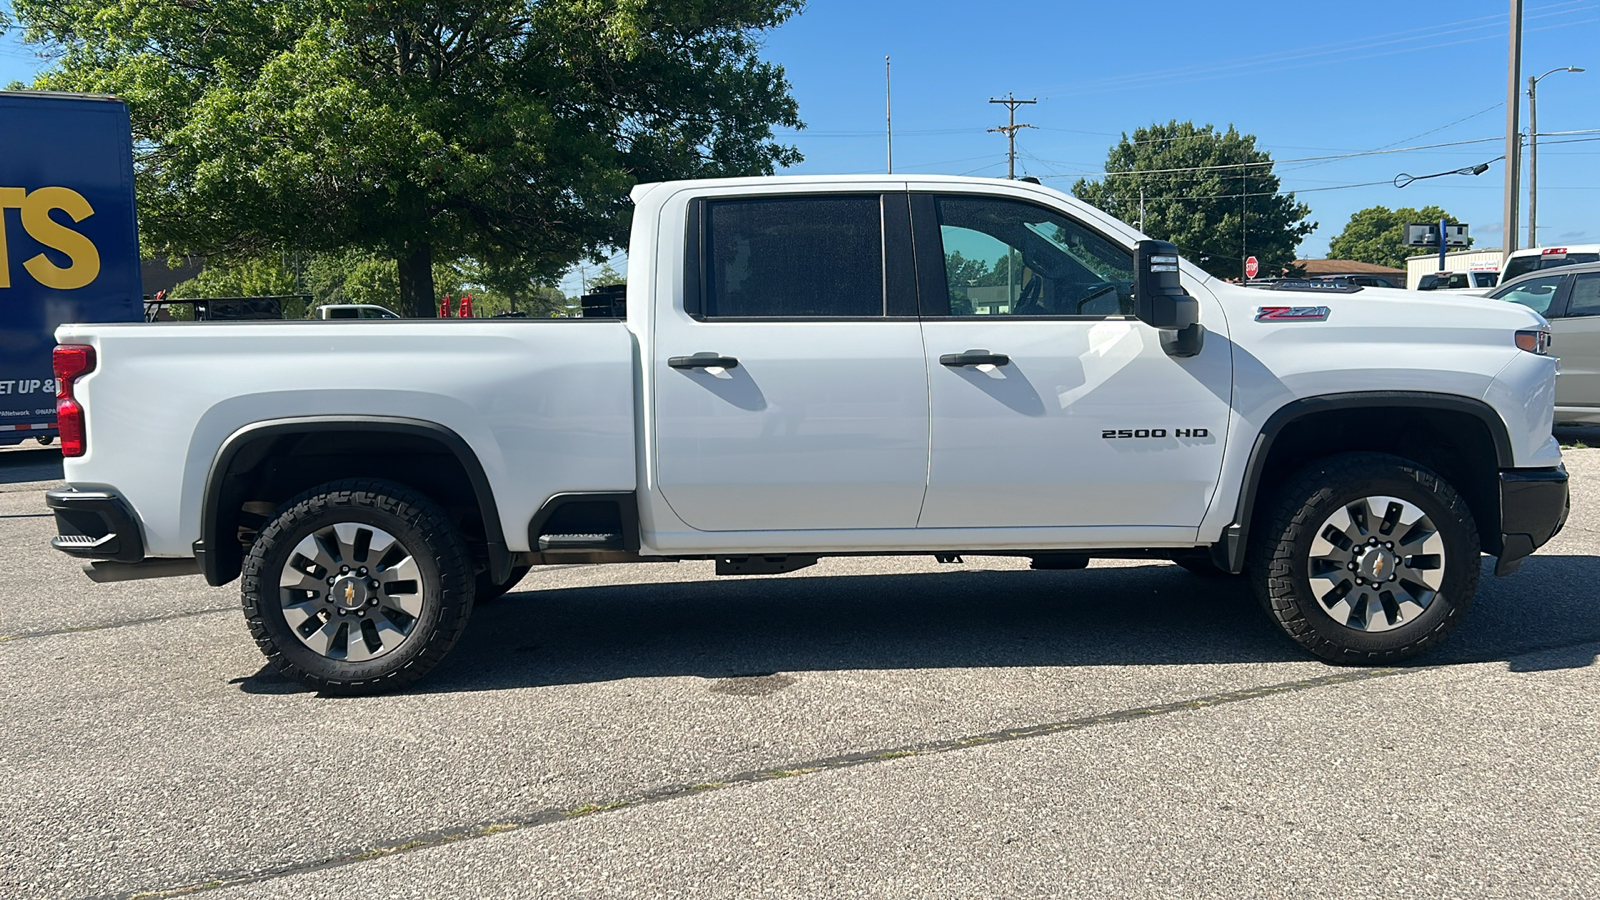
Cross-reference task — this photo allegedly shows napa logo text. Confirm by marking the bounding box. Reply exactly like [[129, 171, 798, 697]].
[[0, 187, 102, 290]]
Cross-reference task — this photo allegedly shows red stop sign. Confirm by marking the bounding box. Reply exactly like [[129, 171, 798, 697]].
[[1245, 256, 1259, 279]]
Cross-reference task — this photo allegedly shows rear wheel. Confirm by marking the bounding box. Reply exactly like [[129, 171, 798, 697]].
[[241, 479, 474, 695], [1248, 452, 1479, 664]]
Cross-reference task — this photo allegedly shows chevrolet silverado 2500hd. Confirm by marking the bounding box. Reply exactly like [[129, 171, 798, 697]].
[[47, 175, 1569, 694]]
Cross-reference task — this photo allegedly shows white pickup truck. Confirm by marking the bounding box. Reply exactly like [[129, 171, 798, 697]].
[[48, 175, 1569, 694]]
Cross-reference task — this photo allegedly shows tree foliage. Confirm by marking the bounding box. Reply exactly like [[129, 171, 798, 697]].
[[1071, 121, 1316, 280], [1327, 205, 1470, 269], [12, 0, 804, 315]]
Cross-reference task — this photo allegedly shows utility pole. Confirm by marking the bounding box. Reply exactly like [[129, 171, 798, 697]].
[[885, 56, 893, 174], [1502, 0, 1524, 260], [988, 94, 1037, 180]]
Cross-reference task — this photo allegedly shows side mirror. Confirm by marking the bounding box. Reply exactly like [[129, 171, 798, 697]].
[[1133, 239, 1204, 358]]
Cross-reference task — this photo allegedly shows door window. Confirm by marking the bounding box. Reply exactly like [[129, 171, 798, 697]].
[[1494, 274, 1565, 315], [1567, 273, 1600, 317], [702, 196, 884, 317], [930, 196, 1134, 317]]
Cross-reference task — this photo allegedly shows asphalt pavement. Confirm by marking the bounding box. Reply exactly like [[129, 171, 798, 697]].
[[1, 445, 1596, 899]]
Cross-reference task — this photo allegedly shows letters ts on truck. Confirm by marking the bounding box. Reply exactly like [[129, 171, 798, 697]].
[[46, 174, 1570, 696], [0, 91, 142, 446]]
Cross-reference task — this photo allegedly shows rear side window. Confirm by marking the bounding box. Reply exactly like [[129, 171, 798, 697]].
[[1568, 273, 1600, 317], [702, 196, 884, 317]]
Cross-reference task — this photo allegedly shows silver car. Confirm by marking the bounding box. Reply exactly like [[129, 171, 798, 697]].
[[1490, 261, 1600, 424]]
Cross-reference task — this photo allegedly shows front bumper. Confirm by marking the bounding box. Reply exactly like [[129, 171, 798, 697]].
[[1495, 465, 1570, 575]]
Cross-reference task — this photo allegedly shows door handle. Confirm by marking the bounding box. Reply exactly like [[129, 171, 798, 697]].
[[939, 350, 1011, 368], [669, 354, 740, 370]]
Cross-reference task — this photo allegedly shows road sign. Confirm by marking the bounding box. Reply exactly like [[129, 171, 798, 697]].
[[1245, 256, 1259, 279]]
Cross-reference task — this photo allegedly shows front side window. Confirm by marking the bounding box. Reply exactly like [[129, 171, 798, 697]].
[[1567, 273, 1600, 317], [933, 196, 1134, 317], [1493, 274, 1565, 315], [702, 196, 884, 317]]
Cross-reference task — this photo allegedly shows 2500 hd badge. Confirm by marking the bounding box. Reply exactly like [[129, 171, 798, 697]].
[[1101, 428, 1210, 439]]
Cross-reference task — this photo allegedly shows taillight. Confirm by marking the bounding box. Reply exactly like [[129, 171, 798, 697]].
[[53, 344, 95, 457], [1514, 329, 1552, 355]]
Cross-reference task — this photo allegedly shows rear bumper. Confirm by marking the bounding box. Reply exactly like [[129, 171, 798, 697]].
[[1495, 465, 1569, 575], [47, 489, 144, 562]]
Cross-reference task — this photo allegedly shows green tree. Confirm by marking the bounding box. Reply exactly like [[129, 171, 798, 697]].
[[11, 0, 804, 316], [1327, 206, 1470, 270], [172, 257, 297, 300], [1071, 121, 1316, 280]]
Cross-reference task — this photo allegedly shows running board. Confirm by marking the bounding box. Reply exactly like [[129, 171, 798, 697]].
[[536, 532, 624, 552]]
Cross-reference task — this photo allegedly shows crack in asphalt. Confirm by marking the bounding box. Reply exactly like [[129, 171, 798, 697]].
[[0, 606, 236, 643], [106, 665, 1413, 900], [96, 633, 1600, 900]]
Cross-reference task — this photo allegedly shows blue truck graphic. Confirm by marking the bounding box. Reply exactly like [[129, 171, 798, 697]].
[[0, 91, 142, 446]]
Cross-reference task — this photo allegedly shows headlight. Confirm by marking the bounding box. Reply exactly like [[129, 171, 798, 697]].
[[1514, 328, 1552, 355]]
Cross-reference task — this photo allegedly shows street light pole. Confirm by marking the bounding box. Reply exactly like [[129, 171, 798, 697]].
[[1527, 65, 1585, 247]]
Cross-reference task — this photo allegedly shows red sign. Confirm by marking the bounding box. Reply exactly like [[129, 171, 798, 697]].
[[1245, 256, 1259, 279]]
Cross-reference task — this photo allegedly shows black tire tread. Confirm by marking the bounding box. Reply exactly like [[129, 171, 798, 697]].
[[1247, 451, 1479, 664], [241, 478, 474, 695]]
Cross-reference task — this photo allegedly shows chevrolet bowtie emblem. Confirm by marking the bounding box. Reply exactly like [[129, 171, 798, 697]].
[[344, 582, 356, 603], [1373, 556, 1386, 577]]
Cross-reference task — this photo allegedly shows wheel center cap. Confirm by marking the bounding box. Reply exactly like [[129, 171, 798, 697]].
[[331, 576, 370, 610], [1356, 547, 1398, 582]]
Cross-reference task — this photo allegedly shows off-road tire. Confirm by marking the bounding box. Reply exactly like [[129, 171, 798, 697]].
[[474, 565, 531, 605], [1247, 452, 1479, 664], [241, 479, 474, 695]]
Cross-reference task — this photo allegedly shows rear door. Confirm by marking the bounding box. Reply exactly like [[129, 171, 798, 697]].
[[1553, 271, 1600, 420], [651, 191, 930, 532]]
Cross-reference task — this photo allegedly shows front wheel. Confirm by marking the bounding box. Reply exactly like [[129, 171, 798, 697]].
[[241, 479, 475, 695], [1248, 452, 1480, 664]]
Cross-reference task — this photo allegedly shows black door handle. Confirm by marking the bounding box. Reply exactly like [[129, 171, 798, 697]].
[[939, 350, 1011, 368], [669, 354, 740, 370]]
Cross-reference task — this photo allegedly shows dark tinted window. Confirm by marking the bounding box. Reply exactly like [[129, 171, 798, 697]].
[[932, 196, 1134, 317], [1568, 273, 1600, 317], [1500, 251, 1600, 283], [703, 196, 884, 317]]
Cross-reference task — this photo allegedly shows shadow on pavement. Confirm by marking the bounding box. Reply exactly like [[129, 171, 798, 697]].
[[0, 447, 64, 486], [233, 551, 1600, 695]]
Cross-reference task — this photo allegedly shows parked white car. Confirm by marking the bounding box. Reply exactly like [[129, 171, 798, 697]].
[[47, 175, 1569, 694], [1499, 245, 1600, 285], [315, 304, 400, 320]]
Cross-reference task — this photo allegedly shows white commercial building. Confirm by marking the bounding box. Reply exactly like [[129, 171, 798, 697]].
[[1405, 249, 1503, 289]]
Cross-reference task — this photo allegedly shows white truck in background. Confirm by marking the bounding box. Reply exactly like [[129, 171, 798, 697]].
[[48, 175, 1569, 694]]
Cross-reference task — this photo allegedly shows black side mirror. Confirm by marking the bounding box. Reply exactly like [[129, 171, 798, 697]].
[[1133, 239, 1204, 358]]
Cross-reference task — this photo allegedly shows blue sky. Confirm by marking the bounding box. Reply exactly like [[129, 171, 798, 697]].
[[5, 0, 1596, 282]]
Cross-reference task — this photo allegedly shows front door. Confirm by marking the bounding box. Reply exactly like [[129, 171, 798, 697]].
[[911, 191, 1233, 530], [1555, 271, 1600, 421], [652, 191, 930, 532]]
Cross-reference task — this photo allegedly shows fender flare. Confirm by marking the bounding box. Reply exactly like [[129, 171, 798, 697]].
[[195, 416, 510, 587], [1213, 391, 1513, 573]]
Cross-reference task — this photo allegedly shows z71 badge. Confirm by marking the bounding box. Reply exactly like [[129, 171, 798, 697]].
[[1256, 306, 1331, 322]]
